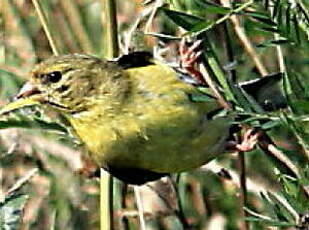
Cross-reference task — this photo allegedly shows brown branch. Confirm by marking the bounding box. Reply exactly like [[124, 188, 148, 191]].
[[199, 64, 231, 110], [258, 132, 300, 178], [220, 0, 268, 76]]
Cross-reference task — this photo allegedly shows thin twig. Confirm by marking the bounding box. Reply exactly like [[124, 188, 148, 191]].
[[220, 0, 268, 76], [258, 132, 300, 179], [237, 151, 249, 230], [199, 36, 248, 229], [168, 176, 191, 229], [199, 64, 231, 110], [201, 161, 275, 194], [192, 0, 255, 36], [101, 0, 119, 59], [258, 132, 308, 200], [0, 167, 4, 203], [100, 169, 112, 230], [222, 17, 249, 230], [223, 22, 237, 82], [244, 207, 273, 220], [133, 186, 147, 230], [144, 0, 164, 33], [100, 1, 119, 230], [31, 0, 60, 56], [6, 168, 39, 196]]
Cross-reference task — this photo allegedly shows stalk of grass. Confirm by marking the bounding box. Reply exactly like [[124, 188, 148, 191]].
[[100, 1, 119, 230], [101, 0, 119, 59], [100, 168, 113, 230], [221, 17, 249, 230], [31, 0, 60, 56], [133, 186, 146, 230]]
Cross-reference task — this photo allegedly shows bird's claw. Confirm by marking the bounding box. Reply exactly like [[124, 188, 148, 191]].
[[179, 39, 203, 67], [179, 38, 206, 85], [235, 129, 261, 152], [227, 128, 261, 152]]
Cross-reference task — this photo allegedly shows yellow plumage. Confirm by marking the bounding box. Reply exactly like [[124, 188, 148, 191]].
[[0, 53, 230, 184]]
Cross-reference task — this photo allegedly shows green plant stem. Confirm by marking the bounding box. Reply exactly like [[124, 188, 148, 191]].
[[223, 19, 249, 230], [133, 186, 146, 230], [100, 1, 119, 229], [101, 0, 119, 59], [188, 0, 254, 36], [172, 176, 191, 229], [223, 22, 237, 82], [100, 169, 113, 230], [31, 0, 60, 56], [237, 151, 249, 230], [199, 63, 231, 110]]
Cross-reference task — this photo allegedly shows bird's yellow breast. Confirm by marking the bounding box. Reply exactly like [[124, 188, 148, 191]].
[[67, 63, 230, 173]]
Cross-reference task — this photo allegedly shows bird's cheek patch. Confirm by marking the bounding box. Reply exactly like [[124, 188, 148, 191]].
[[55, 85, 70, 93]]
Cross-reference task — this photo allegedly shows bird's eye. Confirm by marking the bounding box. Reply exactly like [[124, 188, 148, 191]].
[[41, 71, 62, 84]]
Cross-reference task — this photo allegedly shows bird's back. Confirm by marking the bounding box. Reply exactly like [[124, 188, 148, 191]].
[[90, 60, 231, 173]]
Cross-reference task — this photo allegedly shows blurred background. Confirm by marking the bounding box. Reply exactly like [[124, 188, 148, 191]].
[[1, 0, 308, 229]]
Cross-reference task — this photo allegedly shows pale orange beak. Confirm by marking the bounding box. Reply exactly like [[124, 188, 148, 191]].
[[15, 82, 42, 99], [0, 82, 43, 115]]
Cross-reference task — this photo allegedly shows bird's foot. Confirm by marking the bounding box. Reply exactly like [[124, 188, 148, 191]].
[[226, 128, 261, 152], [179, 38, 206, 85]]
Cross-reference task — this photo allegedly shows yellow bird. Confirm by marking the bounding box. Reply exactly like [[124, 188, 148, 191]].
[[0, 52, 283, 184]]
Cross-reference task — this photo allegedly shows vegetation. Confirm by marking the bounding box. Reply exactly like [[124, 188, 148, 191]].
[[1, 0, 308, 229]]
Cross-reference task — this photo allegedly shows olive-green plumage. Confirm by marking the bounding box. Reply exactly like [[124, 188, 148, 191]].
[[1, 53, 231, 184]]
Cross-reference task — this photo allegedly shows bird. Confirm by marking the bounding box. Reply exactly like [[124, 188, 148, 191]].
[[0, 51, 284, 184]]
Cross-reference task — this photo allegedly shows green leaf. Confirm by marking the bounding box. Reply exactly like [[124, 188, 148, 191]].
[[245, 217, 295, 227], [239, 87, 264, 113], [195, 0, 231, 15], [247, 13, 277, 26], [257, 39, 290, 48], [294, 100, 309, 113], [257, 26, 281, 33], [277, 1, 284, 33], [0, 70, 23, 99], [189, 21, 213, 33], [159, 7, 204, 31], [0, 112, 68, 134], [187, 92, 214, 103], [267, 192, 297, 223], [293, 13, 301, 44], [285, 4, 291, 35], [243, 10, 270, 20], [261, 120, 280, 129], [272, 0, 281, 19]]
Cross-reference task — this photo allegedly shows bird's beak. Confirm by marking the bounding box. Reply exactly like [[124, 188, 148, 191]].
[[0, 82, 44, 115]]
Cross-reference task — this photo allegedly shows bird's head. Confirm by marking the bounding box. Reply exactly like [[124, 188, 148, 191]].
[[0, 54, 129, 116]]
